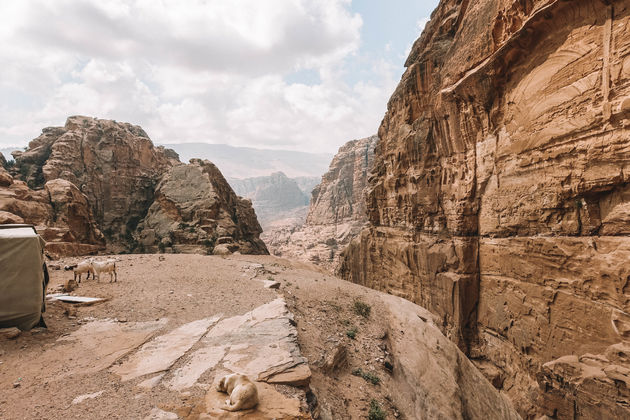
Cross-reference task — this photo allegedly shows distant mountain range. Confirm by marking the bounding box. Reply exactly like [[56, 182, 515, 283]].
[[159, 143, 333, 179], [228, 172, 320, 228]]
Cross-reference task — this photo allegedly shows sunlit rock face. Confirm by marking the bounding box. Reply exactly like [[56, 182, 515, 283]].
[[339, 1, 630, 418]]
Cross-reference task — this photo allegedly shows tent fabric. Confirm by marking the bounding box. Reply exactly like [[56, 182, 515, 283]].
[[0, 225, 47, 330]]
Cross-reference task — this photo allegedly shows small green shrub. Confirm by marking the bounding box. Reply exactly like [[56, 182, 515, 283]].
[[352, 368, 380, 385], [368, 399, 386, 420], [346, 327, 358, 339], [353, 300, 371, 318]]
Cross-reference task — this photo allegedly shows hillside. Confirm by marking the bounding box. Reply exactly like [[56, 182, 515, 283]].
[[0, 254, 519, 420]]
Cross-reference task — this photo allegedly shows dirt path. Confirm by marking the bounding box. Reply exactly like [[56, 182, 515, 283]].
[[0, 254, 311, 419]]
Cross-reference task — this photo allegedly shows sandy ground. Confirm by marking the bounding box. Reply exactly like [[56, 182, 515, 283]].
[[0, 254, 402, 419]]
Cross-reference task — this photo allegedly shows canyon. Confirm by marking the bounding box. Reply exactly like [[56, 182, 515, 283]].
[[338, 0, 630, 418], [263, 136, 377, 271]]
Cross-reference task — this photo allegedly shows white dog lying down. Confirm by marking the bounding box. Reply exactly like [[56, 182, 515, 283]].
[[216, 373, 259, 412]]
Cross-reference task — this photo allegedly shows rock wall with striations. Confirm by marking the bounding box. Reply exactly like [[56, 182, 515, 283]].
[[6, 117, 267, 256], [338, 1, 630, 418], [264, 136, 377, 270]]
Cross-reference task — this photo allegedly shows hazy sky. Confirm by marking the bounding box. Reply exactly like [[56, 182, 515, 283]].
[[0, 0, 439, 153]]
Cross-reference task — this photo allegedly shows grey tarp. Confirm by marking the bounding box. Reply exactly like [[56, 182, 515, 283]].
[[0, 225, 47, 330]]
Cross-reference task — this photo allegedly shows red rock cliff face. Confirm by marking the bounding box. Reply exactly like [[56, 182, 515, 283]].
[[339, 1, 630, 418]]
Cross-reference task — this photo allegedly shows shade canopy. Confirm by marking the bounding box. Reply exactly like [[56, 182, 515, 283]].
[[0, 224, 47, 330]]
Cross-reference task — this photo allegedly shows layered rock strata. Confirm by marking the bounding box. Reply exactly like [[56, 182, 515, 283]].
[[5, 117, 267, 256], [263, 136, 377, 271], [339, 1, 630, 418]]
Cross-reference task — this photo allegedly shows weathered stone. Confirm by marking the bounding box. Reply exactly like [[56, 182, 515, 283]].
[[6, 117, 267, 257], [136, 160, 267, 255], [263, 136, 377, 271], [321, 344, 347, 373], [339, 1, 630, 417], [13, 116, 176, 252], [0, 160, 104, 256], [0, 327, 21, 339]]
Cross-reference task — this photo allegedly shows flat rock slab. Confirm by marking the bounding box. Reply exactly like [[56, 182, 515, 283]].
[[111, 315, 222, 381], [39, 318, 168, 378], [47, 295, 106, 304], [161, 298, 311, 391]]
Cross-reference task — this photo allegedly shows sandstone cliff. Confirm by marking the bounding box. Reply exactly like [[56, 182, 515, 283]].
[[136, 159, 267, 255], [5, 117, 267, 257], [13, 116, 176, 252], [339, 1, 630, 418], [0, 154, 105, 257], [264, 136, 377, 270]]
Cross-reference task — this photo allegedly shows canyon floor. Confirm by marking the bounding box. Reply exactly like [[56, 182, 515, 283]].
[[0, 254, 416, 420]]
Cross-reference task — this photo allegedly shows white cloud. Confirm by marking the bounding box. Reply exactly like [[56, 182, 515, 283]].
[[0, 0, 398, 153]]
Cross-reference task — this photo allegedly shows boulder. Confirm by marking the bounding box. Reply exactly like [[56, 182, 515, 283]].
[[136, 160, 268, 255]]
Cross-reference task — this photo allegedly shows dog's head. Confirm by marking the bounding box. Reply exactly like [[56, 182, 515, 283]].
[[216, 375, 227, 392]]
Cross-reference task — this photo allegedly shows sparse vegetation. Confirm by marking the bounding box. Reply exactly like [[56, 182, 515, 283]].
[[353, 299, 371, 318], [352, 368, 380, 385], [346, 326, 358, 339], [368, 399, 386, 420]]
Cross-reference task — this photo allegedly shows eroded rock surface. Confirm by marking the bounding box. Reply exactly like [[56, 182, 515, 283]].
[[136, 160, 267, 255], [0, 156, 105, 256], [339, 1, 630, 417], [12, 116, 176, 252], [263, 136, 377, 271], [4, 117, 267, 256]]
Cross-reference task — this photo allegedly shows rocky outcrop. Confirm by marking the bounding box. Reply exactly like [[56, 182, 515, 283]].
[[12, 116, 176, 252], [263, 136, 377, 270], [229, 172, 310, 228], [339, 1, 630, 418], [0, 158, 105, 257], [136, 159, 267, 255], [5, 117, 268, 257]]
